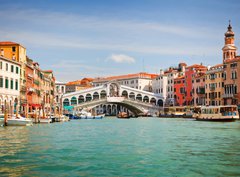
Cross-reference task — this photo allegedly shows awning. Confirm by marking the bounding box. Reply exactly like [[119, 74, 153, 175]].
[[64, 105, 74, 110]]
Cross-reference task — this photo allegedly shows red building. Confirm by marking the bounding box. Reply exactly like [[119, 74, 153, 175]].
[[184, 64, 207, 106], [174, 76, 185, 106]]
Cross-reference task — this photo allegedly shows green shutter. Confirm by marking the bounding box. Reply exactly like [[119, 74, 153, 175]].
[[0, 77, 3, 87], [16, 67, 19, 74], [11, 80, 13, 89], [5, 78, 8, 88], [15, 81, 18, 90]]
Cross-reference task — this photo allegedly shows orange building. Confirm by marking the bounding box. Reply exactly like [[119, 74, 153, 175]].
[[174, 76, 185, 106], [184, 64, 207, 106], [66, 78, 93, 93]]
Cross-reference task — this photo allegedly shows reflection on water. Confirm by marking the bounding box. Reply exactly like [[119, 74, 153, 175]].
[[0, 118, 240, 176]]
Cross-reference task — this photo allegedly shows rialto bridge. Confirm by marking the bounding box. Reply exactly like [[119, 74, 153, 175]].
[[62, 82, 164, 116]]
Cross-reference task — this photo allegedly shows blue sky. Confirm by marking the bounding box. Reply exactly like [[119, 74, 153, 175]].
[[1, 0, 240, 82]]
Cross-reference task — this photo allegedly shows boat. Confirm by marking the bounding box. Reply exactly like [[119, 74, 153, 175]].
[[6, 115, 33, 126], [39, 117, 52, 123], [78, 110, 105, 119], [193, 105, 239, 121], [117, 112, 130, 119]]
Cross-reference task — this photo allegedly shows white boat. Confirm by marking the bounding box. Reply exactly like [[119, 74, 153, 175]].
[[39, 118, 52, 123], [78, 110, 105, 119], [6, 116, 33, 126], [193, 105, 239, 121]]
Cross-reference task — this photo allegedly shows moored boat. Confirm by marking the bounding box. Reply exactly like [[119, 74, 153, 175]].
[[6, 116, 33, 126], [193, 105, 239, 121], [117, 112, 130, 119], [78, 110, 105, 119]]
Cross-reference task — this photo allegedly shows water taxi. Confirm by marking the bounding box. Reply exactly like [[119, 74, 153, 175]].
[[193, 105, 239, 121]]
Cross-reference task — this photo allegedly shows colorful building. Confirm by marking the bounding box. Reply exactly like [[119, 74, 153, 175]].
[[184, 64, 207, 106], [66, 78, 93, 93], [0, 41, 27, 111], [174, 76, 185, 106], [192, 72, 206, 106], [222, 23, 240, 106], [205, 64, 224, 106], [0, 56, 21, 114]]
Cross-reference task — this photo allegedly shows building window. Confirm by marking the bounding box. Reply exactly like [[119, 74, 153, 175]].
[[12, 47, 16, 52], [5, 77, 9, 88], [11, 65, 14, 72], [16, 67, 19, 74], [0, 61, 2, 69], [15, 80, 18, 90], [6, 63, 8, 71], [0, 76, 3, 87], [10, 79, 14, 89]]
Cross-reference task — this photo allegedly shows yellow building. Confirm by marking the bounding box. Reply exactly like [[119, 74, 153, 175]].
[[0, 41, 27, 109], [205, 64, 224, 106]]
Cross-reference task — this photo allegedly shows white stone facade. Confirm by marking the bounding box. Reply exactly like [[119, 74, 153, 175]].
[[0, 56, 21, 113], [55, 81, 66, 107]]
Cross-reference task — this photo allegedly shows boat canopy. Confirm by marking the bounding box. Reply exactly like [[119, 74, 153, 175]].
[[64, 106, 74, 111]]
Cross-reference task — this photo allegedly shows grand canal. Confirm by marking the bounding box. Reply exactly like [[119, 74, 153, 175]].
[[1, 118, 240, 176]]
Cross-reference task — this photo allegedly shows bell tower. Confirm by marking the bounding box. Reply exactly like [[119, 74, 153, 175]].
[[222, 21, 237, 63]]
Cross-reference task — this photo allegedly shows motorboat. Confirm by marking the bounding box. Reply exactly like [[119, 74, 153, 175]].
[[78, 110, 105, 119], [117, 112, 130, 119], [6, 115, 33, 126]]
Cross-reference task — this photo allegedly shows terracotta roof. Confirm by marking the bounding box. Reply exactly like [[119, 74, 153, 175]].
[[66, 78, 93, 86], [93, 72, 157, 82], [186, 64, 207, 69], [210, 63, 223, 69], [0, 41, 20, 45]]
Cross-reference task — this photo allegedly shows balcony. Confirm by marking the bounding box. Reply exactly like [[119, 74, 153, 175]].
[[222, 94, 234, 98], [197, 88, 205, 95], [209, 86, 215, 91], [209, 95, 217, 99]]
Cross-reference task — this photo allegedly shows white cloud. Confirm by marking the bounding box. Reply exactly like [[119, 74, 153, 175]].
[[107, 54, 135, 63]]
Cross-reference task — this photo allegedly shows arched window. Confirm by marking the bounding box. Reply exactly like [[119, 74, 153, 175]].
[[129, 92, 135, 100], [100, 90, 107, 98], [143, 96, 149, 102], [78, 95, 84, 103], [150, 98, 156, 105], [71, 97, 77, 105], [86, 94, 92, 102], [121, 90, 128, 98], [136, 94, 142, 101], [63, 98, 70, 106], [93, 92, 100, 100]]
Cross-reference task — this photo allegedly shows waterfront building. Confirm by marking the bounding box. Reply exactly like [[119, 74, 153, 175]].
[[0, 41, 27, 111], [66, 78, 93, 93], [192, 72, 206, 106], [174, 76, 185, 106], [222, 23, 240, 106], [153, 63, 186, 106], [25, 58, 55, 115], [93, 72, 157, 92], [223, 57, 240, 105], [152, 70, 168, 101], [42, 70, 55, 113], [0, 56, 21, 114], [184, 64, 207, 106], [205, 64, 224, 106], [55, 81, 67, 109]]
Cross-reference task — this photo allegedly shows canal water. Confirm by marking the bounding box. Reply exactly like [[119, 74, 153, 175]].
[[1, 118, 240, 177]]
